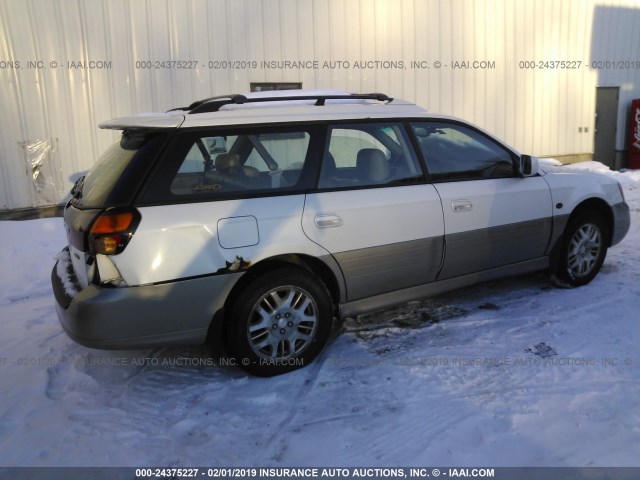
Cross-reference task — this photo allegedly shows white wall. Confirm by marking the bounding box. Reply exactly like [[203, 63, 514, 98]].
[[1, 0, 639, 209]]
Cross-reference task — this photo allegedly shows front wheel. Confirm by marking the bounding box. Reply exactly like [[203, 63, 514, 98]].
[[225, 268, 333, 376], [552, 211, 609, 287]]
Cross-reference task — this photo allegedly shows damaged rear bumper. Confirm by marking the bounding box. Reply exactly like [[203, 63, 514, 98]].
[[51, 249, 242, 349]]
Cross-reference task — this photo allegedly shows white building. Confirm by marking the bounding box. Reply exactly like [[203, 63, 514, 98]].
[[1, 0, 639, 209]]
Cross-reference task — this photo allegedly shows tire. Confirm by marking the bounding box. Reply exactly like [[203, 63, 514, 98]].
[[225, 267, 333, 376], [552, 211, 609, 287]]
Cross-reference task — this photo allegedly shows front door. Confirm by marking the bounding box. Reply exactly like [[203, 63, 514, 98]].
[[410, 121, 553, 280], [434, 177, 553, 279]]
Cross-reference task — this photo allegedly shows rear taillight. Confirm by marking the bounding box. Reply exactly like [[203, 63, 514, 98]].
[[89, 209, 140, 255]]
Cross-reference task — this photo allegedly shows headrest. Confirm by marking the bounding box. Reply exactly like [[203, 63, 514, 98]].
[[215, 153, 240, 170], [356, 149, 389, 183]]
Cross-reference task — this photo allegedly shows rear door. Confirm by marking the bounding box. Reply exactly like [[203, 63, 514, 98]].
[[302, 122, 444, 301], [410, 121, 553, 280]]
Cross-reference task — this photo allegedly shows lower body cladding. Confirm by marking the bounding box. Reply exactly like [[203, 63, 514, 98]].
[[334, 237, 443, 301], [52, 254, 549, 350], [339, 256, 549, 318], [52, 263, 242, 349], [611, 201, 631, 246]]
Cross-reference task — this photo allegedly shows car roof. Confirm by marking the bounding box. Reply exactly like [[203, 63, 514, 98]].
[[98, 89, 459, 130]]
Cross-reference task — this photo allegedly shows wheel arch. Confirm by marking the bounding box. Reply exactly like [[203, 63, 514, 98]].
[[230, 254, 343, 307], [568, 197, 614, 245], [206, 253, 344, 345], [547, 196, 614, 267]]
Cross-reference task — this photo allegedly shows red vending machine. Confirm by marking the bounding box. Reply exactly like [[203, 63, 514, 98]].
[[630, 99, 640, 169]]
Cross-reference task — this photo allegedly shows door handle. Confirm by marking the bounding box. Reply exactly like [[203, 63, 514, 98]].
[[451, 200, 473, 212], [314, 214, 343, 228]]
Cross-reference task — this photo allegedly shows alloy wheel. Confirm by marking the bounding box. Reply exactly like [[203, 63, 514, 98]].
[[247, 286, 319, 360], [567, 223, 602, 278]]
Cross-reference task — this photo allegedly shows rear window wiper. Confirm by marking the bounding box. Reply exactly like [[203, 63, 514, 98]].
[[70, 175, 85, 199]]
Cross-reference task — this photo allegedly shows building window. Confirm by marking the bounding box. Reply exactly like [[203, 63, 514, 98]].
[[250, 82, 302, 92]]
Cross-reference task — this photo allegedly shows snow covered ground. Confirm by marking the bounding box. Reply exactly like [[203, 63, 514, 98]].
[[0, 161, 639, 468]]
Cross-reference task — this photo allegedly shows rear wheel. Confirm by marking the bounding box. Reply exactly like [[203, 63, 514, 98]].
[[552, 211, 609, 287], [225, 268, 333, 376]]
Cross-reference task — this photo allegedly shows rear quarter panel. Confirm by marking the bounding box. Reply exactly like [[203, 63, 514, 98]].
[[111, 195, 330, 285]]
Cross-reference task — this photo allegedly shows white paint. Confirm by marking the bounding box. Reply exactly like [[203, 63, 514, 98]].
[[434, 177, 553, 234], [113, 196, 328, 285], [302, 185, 444, 253], [217, 216, 259, 249]]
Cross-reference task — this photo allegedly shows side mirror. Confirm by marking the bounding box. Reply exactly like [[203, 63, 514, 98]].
[[519, 155, 539, 177]]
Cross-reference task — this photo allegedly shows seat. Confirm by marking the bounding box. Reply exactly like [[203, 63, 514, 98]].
[[208, 153, 251, 190], [356, 148, 389, 184], [215, 153, 243, 174]]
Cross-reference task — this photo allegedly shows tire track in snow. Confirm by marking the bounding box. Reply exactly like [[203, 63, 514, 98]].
[[263, 347, 330, 463]]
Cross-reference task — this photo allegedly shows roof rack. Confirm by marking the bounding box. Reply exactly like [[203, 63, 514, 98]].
[[168, 93, 393, 114], [167, 94, 248, 113]]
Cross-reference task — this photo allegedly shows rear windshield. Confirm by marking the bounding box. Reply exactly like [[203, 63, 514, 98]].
[[72, 131, 168, 208]]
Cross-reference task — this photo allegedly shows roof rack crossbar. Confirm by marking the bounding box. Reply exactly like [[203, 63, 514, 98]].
[[175, 92, 393, 114]]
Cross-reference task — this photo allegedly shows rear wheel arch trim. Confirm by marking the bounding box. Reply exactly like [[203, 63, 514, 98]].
[[215, 253, 344, 335], [223, 265, 335, 375]]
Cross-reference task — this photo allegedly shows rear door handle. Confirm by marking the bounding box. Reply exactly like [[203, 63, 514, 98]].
[[314, 214, 343, 228], [451, 200, 473, 212]]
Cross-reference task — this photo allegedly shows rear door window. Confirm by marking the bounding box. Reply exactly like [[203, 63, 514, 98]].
[[318, 123, 423, 189]]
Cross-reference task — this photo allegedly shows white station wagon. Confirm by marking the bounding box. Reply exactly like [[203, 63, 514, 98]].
[[52, 89, 630, 375]]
